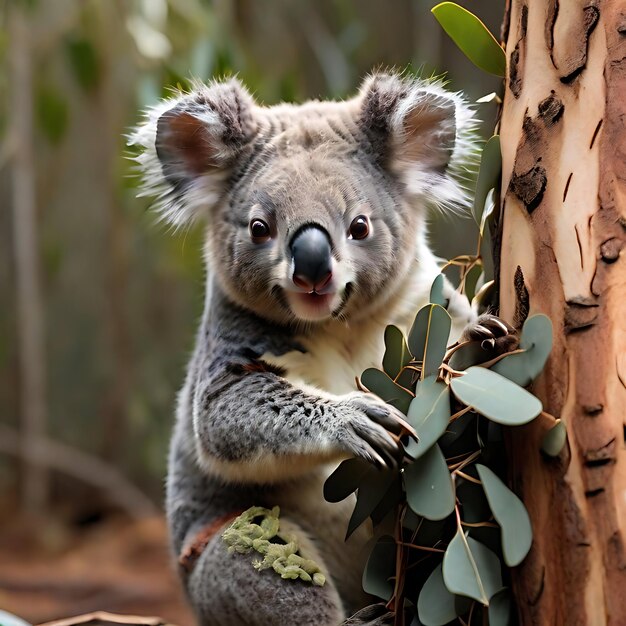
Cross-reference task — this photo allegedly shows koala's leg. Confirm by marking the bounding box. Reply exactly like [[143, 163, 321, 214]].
[[168, 410, 348, 626], [182, 516, 345, 626]]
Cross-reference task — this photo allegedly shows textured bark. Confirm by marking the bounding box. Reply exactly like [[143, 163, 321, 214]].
[[499, 1, 626, 624]]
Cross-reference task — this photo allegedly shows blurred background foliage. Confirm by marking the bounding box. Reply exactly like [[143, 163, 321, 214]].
[[0, 0, 502, 521]]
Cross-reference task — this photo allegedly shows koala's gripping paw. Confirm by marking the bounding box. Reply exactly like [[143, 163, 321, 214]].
[[461, 314, 518, 353], [333, 392, 408, 469]]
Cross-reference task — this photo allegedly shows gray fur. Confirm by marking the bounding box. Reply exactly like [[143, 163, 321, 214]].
[[132, 72, 480, 625]]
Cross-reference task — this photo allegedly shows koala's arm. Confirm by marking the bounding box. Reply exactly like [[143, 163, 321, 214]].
[[187, 297, 405, 484], [166, 405, 265, 554]]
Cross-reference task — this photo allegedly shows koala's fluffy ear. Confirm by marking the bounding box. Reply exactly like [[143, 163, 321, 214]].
[[130, 78, 258, 226], [357, 73, 477, 211]]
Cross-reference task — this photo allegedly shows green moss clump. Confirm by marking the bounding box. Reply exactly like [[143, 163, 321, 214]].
[[222, 506, 326, 586]]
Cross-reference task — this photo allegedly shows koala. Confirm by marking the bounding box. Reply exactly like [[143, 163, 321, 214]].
[[131, 72, 504, 626]]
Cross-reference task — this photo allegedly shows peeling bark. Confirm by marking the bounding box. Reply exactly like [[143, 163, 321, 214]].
[[509, 5, 528, 97], [500, 1, 626, 624]]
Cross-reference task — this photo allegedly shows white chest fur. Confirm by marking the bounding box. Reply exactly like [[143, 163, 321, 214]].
[[264, 253, 452, 396], [266, 315, 392, 395]]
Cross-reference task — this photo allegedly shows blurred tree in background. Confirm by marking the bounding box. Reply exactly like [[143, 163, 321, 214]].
[[0, 0, 502, 520]]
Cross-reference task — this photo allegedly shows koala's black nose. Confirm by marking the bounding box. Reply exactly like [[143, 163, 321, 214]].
[[290, 226, 333, 292]]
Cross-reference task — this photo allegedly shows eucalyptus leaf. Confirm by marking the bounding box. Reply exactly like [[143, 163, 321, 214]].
[[473, 135, 502, 230], [370, 476, 403, 526], [404, 445, 455, 521], [489, 588, 512, 626], [382, 325, 412, 379], [324, 458, 370, 503], [429, 273, 447, 306], [492, 315, 553, 387], [443, 531, 502, 605], [362, 535, 396, 601], [476, 92, 501, 104], [346, 468, 397, 539], [418, 563, 472, 626], [472, 280, 496, 312], [476, 464, 532, 567], [449, 342, 492, 371], [450, 367, 542, 425], [481, 189, 497, 234], [439, 410, 476, 450], [431, 3, 506, 76], [541, 420, 567, 457], [397, 367, 417, 390], [408, 304, 451, 379], [361, 368, 413, 414], [405, 377, 451, 459], [464, 265, 483, 303]]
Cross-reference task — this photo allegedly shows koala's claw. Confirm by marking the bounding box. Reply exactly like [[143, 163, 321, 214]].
[[337, 394, 406, 469], [362, 402, 417, 440], [462, 314, 518, 353]]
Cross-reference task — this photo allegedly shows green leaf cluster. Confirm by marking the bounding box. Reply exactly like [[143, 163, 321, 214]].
[[322, 7, 560, 621], [324, 269, 556, 624]]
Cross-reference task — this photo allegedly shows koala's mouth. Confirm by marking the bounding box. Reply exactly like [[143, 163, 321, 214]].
[[285, 290, 337, 321], [284, 283, 352, 322]]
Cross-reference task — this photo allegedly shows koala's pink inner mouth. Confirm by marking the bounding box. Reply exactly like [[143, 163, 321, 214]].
[[286, 291, 336, 320]]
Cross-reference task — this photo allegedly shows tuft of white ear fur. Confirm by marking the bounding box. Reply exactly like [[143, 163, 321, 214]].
[[128, 78, 257, 228], [358, 73, 479, 215]]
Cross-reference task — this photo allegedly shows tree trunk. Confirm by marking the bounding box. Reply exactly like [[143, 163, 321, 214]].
[[9, 1, 49, 516], [499, 1, 626, 624]]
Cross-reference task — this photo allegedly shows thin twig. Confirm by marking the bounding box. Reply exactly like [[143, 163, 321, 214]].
[[443, 339, 469, 361], [467, 600, 476, 625], [455, 470, 481, 484], [459, 257, 483, 296], [461, 520, 498, 529], [439, 362, 465, 378], [448, 450, 482, 472], [446, 450, 479, 463], [478, 347, 525, 369], [450, 406, 473, 422], [439, 255, 479, 272], [397, 542, 445, 553]]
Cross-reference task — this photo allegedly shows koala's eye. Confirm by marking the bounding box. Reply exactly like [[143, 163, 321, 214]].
[[250, 219, 271, 243], [348, 215, 370, 240]]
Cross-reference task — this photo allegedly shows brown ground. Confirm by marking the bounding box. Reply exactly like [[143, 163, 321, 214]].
[[0, 515, 195, 626]]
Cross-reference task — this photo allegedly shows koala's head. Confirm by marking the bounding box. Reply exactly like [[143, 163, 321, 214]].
[[131, 73, 476, 325]]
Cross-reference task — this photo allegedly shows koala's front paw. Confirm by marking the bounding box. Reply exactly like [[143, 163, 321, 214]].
[[461, 314, 518, 353], [334, 393, 408, 469]]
